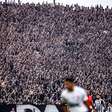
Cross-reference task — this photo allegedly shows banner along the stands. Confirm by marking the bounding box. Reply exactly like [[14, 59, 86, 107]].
[[0, 104, 16, 112], [0, 104, 63, 112]]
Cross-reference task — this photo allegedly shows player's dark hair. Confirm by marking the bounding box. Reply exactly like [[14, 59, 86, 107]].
[[64, 77, 74, 83]]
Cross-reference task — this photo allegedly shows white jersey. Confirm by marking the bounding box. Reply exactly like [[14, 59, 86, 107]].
[[106, 106, 112, 112], [94, 99, 105, 112], [61, 86, 88, 112]]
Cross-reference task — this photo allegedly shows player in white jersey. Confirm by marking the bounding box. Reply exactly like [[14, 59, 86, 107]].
[[61, 78, 92, 112]]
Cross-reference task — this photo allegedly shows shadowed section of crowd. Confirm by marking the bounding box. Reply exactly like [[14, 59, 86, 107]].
[[0, 2, 112, 107]]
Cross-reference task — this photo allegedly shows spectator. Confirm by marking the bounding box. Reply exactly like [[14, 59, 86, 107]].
[[106, 103, 112, 112], [94, 95, 106, 112]]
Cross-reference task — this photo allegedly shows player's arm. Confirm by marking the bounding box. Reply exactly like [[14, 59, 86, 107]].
[[61, 94, 69, 112], [61, 98, 69, 112], [84, 100, 92, 112], [62, 104, 68, 112]]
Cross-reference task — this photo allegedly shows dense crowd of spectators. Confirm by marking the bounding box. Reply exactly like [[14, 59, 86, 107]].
[[0, 2, 112, 109]]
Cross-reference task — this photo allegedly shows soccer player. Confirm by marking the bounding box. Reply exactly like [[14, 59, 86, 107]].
[[61, 78, 92, 112]]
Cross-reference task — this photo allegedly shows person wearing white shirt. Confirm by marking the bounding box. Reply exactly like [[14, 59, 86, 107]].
[[94, 95, 105, 112], [106, 103, 112, 112], [61, 78, 92, 112]]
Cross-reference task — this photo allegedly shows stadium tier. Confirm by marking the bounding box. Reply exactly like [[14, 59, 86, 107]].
[[0, 2, 112, 111]]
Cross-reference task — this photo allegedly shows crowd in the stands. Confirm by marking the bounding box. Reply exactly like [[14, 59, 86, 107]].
[[0, 1, 112, 111]]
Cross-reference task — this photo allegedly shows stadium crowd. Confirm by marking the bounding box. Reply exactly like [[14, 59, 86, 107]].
[[0, 1, 112, 111]]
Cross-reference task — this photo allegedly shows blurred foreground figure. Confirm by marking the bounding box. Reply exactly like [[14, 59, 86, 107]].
[[61, 78, 92, 112]]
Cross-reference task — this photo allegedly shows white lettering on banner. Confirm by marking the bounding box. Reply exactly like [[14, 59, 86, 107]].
[[44, 105, 59, 112], [16, 105, 60, 112], [17, 105, 41, 112]]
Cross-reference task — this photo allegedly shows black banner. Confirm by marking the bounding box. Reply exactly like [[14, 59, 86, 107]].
[[0, 104, 16, 112], [0, 104, 63, 112]]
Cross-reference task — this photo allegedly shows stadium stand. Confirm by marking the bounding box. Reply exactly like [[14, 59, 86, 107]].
[[0, 2, 112, 111]]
